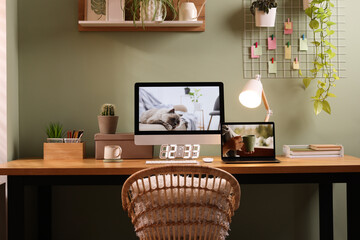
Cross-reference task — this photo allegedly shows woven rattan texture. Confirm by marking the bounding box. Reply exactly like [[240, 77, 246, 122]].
[[122, 165, 241, 240]]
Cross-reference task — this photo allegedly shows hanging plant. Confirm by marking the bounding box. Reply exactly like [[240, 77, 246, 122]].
[[300, 0, 338, 115], [91, 0, 106, 19]]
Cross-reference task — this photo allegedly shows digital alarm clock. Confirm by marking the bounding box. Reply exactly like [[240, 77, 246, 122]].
[[159, 144, 200, 159]]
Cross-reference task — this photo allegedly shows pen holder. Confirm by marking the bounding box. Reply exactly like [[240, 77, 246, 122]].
[[43, 142, 85, 160]]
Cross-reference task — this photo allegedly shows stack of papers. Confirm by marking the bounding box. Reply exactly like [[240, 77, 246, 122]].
[[283, 144, 344, 158]]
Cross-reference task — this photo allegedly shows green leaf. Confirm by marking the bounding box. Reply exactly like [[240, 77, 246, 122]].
[[314, 101, 323, 115], [327, 93, 336, 97], [316, 88, 325, 97], [311, 41, 321, 46], [322, 100, 331, 114], [325, 49, 336, 59], [326, 29, 335, 36], [330, 2, 335, 7], [305, 8, 313, 18], [314, 29, 323, 33], [309, 19, 319, 29], [324, 40, 337, 49], [333, 68, 337, 72], [318, 7, 324, 13], [327, 21, 336, 26], [333, 74, 340, 80], [303, 78, 314, 88], [299, 69, 303, 76]]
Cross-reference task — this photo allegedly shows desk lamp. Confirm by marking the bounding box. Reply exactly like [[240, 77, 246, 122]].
[[239, 74, 272, 122]]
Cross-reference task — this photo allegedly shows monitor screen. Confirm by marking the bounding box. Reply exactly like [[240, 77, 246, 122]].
[[221, 122, 275, 160], [134, 82, 224, 145]]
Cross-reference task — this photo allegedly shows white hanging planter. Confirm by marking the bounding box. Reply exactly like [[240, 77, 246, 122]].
[[255, 7, 277, 27], [140, 0, 163, 22]]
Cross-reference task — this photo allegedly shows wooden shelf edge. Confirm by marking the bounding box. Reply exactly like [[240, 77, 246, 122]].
[[79, 20, 204, 27]]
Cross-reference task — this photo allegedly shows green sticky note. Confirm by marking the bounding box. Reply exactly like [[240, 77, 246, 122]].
[[254, 46, 262, 56], [268, 61, 277, 74], [300, 38, 308, 51]]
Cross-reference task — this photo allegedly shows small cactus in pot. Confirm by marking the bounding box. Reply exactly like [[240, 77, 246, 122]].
[[98, 104, 119, 134]]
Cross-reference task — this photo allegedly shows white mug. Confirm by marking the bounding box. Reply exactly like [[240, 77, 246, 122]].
[[179, 2, 198, 21], [104, 145, 122, 160]]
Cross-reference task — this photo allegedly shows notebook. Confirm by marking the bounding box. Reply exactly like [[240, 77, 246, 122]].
[[221, 122, 280, 163]]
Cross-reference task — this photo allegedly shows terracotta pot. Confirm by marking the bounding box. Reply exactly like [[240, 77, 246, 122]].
[[98, 116, 119, 134]]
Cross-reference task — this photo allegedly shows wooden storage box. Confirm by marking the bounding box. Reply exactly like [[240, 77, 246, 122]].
[[94, 133, 153, 160], [43, 143, 85, 160]]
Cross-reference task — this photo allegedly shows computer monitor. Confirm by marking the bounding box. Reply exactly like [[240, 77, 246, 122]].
[[134, 82, 224, 145]]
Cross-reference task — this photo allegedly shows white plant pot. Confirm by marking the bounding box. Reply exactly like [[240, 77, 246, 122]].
[[140, 0, 163, 22], [193, 102, 202, 111], [255, 8, 277, 27]]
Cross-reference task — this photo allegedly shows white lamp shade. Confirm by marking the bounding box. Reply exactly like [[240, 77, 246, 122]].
[[239, 79, 263, 108]]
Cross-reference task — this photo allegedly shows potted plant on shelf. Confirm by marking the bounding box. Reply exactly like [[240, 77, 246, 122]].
[[125, 0, 177, 24], [189, 89, 202, 111], [300, 0, 338, 115], [250, 0, 278, 27], [46, 122, 64, 143], [98, 104, 118, 134]]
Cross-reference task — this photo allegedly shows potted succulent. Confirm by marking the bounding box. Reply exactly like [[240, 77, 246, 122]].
[[98, 104, 118, 134], [125, 0, 177, 24], [46, 122, 64, 143], [250, 0, 278, 27]]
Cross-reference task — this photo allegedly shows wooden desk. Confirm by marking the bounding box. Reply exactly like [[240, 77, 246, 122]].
[[1, 156, 360, 240]]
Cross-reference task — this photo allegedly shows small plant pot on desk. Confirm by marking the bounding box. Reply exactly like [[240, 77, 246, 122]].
[[43, 142, 85, 160]]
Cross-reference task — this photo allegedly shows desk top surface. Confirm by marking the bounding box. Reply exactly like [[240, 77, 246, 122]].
[[0, 156, 360, 175]]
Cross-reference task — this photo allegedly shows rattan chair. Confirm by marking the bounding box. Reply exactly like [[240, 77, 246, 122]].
[[122, 165, 241, 240]]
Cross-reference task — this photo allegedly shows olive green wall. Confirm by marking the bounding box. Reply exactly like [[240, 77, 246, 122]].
[[7, 0, 19, 162], [16, 0, 359, 239]]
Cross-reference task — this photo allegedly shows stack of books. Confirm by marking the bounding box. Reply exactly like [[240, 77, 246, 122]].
[[283, 144, 344, 158]]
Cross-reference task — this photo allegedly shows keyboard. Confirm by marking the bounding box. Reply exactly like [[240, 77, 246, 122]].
[[146, 160, 199, 164]]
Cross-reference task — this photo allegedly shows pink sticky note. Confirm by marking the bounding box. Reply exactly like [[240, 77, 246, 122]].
[[251, 46, 260, 58], [268, 37, 277, 50], [284, 22, 293, 35]]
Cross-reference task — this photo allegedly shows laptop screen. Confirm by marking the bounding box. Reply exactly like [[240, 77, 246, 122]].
[[221, 122, 276, 161]]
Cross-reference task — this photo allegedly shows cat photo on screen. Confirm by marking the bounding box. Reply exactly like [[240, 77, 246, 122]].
[[138, 87, 220, 131]]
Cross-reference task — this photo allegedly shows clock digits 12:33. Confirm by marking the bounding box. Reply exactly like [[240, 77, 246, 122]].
[[159, 144, 200, 159]]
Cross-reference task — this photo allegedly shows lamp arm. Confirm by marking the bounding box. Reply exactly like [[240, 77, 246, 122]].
[[262, 90, 273, 122]]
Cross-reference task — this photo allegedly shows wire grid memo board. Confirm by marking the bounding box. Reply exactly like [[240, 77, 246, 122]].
[[243, 0, 346, 79]]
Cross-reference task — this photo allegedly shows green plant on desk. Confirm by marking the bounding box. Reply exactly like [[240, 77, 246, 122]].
[[101, 103, 115, 116], [46, 122, 64, 138], [301, 0, 338, 115]]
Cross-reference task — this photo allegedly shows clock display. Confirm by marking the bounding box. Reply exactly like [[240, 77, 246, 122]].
[[159, 144, 201, 159]]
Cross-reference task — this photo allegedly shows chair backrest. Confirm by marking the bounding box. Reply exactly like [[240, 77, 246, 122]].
[[122, 165, 241, 240], [213, 96, 220, 111]]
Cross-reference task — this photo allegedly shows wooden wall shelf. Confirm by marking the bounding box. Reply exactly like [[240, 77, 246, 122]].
[[78, 0, 206, 32]]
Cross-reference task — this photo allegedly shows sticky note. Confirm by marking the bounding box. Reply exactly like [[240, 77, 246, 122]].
[[268, 61, 277, 74], [254, 46, 262, 56], [268, 37, 277, 50], [285, 45, 292, 59], [293, 61, 300, 69], [300, 38, 308, 51], [284, 22, 293, 35], [251, 46, 260, 59]]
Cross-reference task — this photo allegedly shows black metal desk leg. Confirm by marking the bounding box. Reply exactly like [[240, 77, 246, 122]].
[[38, 185, 52, 240], [8, 176, 25, 240], [319, 183, 333, 240], [347, 179, 360, 240]]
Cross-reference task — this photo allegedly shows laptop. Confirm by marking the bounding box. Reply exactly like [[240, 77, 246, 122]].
[[221, 122, 280, 163]]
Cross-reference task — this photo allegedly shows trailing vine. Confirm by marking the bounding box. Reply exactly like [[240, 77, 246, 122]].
[[301, 0, 338, 115]]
